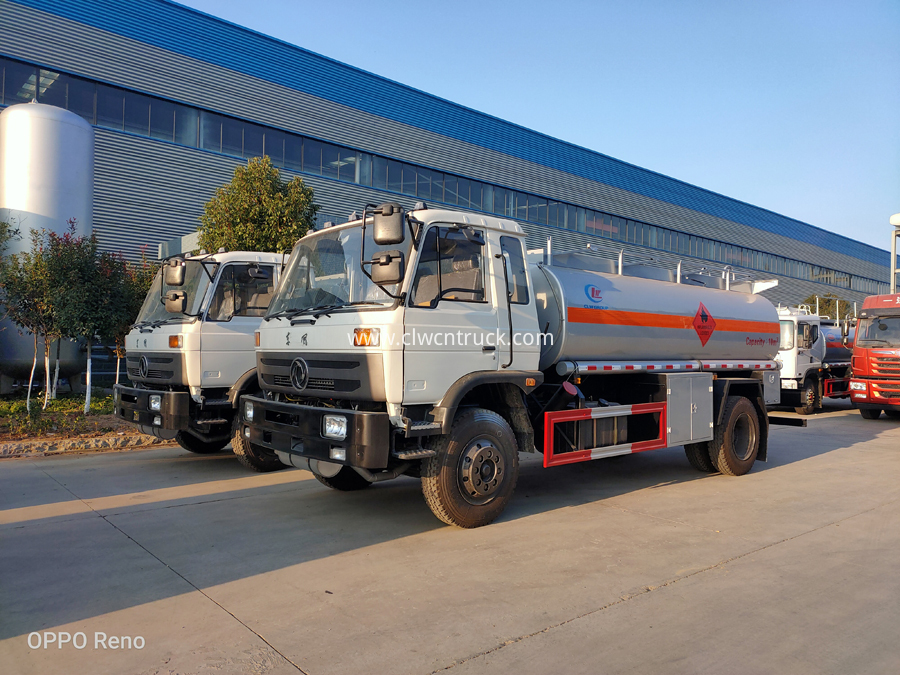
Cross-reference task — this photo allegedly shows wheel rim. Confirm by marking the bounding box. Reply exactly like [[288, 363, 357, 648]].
[[458, 437, 505, 505], [803, 387, 814, 410], [732, 413, 756, 461]]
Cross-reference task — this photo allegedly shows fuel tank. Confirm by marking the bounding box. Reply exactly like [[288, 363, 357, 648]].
[[821, 324, 854, 363], [532, 263, 780, 371]]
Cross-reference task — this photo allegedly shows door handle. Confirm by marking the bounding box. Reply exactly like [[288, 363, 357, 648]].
[[482, 346, 496, 352]]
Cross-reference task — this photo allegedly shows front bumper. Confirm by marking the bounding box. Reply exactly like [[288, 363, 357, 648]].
[[849, 379, 900, 410], [113, 384, 191, 430], [240, 395, 391, 469]]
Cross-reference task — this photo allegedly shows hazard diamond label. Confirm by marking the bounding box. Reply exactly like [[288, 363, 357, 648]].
[[693, 303, 717, 346]]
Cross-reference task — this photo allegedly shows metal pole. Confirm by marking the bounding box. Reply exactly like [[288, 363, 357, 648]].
[[892, 225, 898, 294]]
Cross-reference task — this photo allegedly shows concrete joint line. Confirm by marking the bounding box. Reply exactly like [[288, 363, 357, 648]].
[[33, 465, 309, 675], [432, 496, 900, 674]]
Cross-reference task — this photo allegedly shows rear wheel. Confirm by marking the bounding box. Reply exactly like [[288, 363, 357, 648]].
[[314, 466, 371, 491], [231, 417, 284, 472], [859, 408, 882, 420], [175, 430, 228, 454], [421, 408, 519, 528], [709, 396, 760, 476], [684, 442, 717, 473], [794, 379, 818, 415]]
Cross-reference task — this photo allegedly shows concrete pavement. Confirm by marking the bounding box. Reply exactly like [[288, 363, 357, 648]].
[[1, 401, 898, 674]]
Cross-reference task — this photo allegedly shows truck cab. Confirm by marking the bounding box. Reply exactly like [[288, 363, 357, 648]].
[[775, 306, 854, 414], [849, 293, 900, 420], [113, 251, 285, 471]]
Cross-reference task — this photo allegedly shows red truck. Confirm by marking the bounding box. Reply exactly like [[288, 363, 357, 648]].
[[849, 293, 900, 419]]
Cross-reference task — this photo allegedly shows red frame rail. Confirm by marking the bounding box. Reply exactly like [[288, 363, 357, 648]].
[[542, 402, 668, 468]]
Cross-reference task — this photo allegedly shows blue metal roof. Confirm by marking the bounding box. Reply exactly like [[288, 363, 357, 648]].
[[15, 0, 891, 268]]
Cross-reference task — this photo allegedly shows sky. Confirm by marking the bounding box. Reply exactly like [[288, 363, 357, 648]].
[[178, 0, 900, 251]]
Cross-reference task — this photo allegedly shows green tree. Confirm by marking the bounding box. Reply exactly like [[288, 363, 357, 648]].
[[48, 224, 128, 415], [110, 249, 158, 384], [198, 156, 318, 253], [800, 292, 851, 319], [0, 230, 57, 411]]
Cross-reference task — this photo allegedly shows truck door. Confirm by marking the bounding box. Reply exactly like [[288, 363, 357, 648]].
[[402, 225, 500, 405], [200, 263, 276, 388], [797, 321, 822, 369]]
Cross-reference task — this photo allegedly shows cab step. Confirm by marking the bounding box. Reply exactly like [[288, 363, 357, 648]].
[[403, 420, 442, 438], [393, 447, 437, 460]]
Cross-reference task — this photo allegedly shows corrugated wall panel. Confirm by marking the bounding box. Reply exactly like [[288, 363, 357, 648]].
[[2, 2, 890, 283], [91, 131, 873, 305], [9, 0, 891, 269]]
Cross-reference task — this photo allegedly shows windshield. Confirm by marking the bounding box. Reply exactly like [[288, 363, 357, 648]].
[[134, 261, 216, 325], [856, 317, 900, 347], [779, 320, 794, 351], [267, 224, 409, 317]]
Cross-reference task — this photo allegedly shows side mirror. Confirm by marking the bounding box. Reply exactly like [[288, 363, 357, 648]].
[[248, 266, 270, 280], [370, 250, 405, 285], [841, 318, 849, 338], [164, 258, 185, 286], [372, 203, 405, 245], [165, 290, 187, 314]]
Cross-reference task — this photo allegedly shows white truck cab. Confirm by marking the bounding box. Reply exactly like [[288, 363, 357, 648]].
[[775, 306, 851, 414], [113, 250, 285, 471]]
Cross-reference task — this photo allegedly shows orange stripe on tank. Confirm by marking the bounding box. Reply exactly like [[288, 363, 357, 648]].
[[567, 307, 779, 334]]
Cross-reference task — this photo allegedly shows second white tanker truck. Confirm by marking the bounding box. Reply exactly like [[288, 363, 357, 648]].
[[241, 203, 790, 527]]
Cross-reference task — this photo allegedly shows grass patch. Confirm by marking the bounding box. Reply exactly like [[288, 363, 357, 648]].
[[0, 390, 118, 441]]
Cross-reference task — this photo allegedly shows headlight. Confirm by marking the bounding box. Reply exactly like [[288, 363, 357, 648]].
[[244, 400, 255, 422], [850, 381, 867, 391], [149, 394, 161, 411], [323, 414, 347, 440]]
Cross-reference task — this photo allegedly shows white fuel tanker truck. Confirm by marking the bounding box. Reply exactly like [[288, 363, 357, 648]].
[[775, 306, 854, 414], [241, 204, 790, 527]]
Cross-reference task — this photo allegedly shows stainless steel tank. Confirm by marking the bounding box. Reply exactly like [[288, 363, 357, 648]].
[[532, 263, 780, 370], [821, 324, 854, 363], [0, 103, 92, 385]]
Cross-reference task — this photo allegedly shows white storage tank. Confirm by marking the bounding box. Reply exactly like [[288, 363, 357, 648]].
[[0, 103, 93, 385]]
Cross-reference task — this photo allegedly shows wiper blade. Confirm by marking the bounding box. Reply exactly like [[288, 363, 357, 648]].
[[313, 301, 384, 318], [287, 301, 385, 324], [265, 307, 304, 322]]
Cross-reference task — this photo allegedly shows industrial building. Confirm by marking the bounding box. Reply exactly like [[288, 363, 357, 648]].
[[0, 0, 892, 306]]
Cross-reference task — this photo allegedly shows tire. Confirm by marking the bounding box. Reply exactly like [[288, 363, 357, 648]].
[[709, 396, 760, 476], [313, 466, 372, 491], [684, 442, 717, 473], [884, 410, 900, 420], [231, 417, 284, 472], [421, 408, 519, 528], [859, 408, 882, 420], [175, 430, 228, 454], [794, 379, 818, 415]]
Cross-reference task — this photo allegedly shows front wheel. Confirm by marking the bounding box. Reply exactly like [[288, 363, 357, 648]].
[[794, 379, 819, 415], [884, 410, 900, 420], [231, 417, 284, 472], [175, 430, 228, 454], [709, 396, 760, 476], [859, 408, 882, 420], [421, 408, 519, 528]]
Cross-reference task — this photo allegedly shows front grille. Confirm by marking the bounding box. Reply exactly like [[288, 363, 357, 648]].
[[257, 351, 384, 400], [307, 377, 335, 391], [269, 374, 340, 392]]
